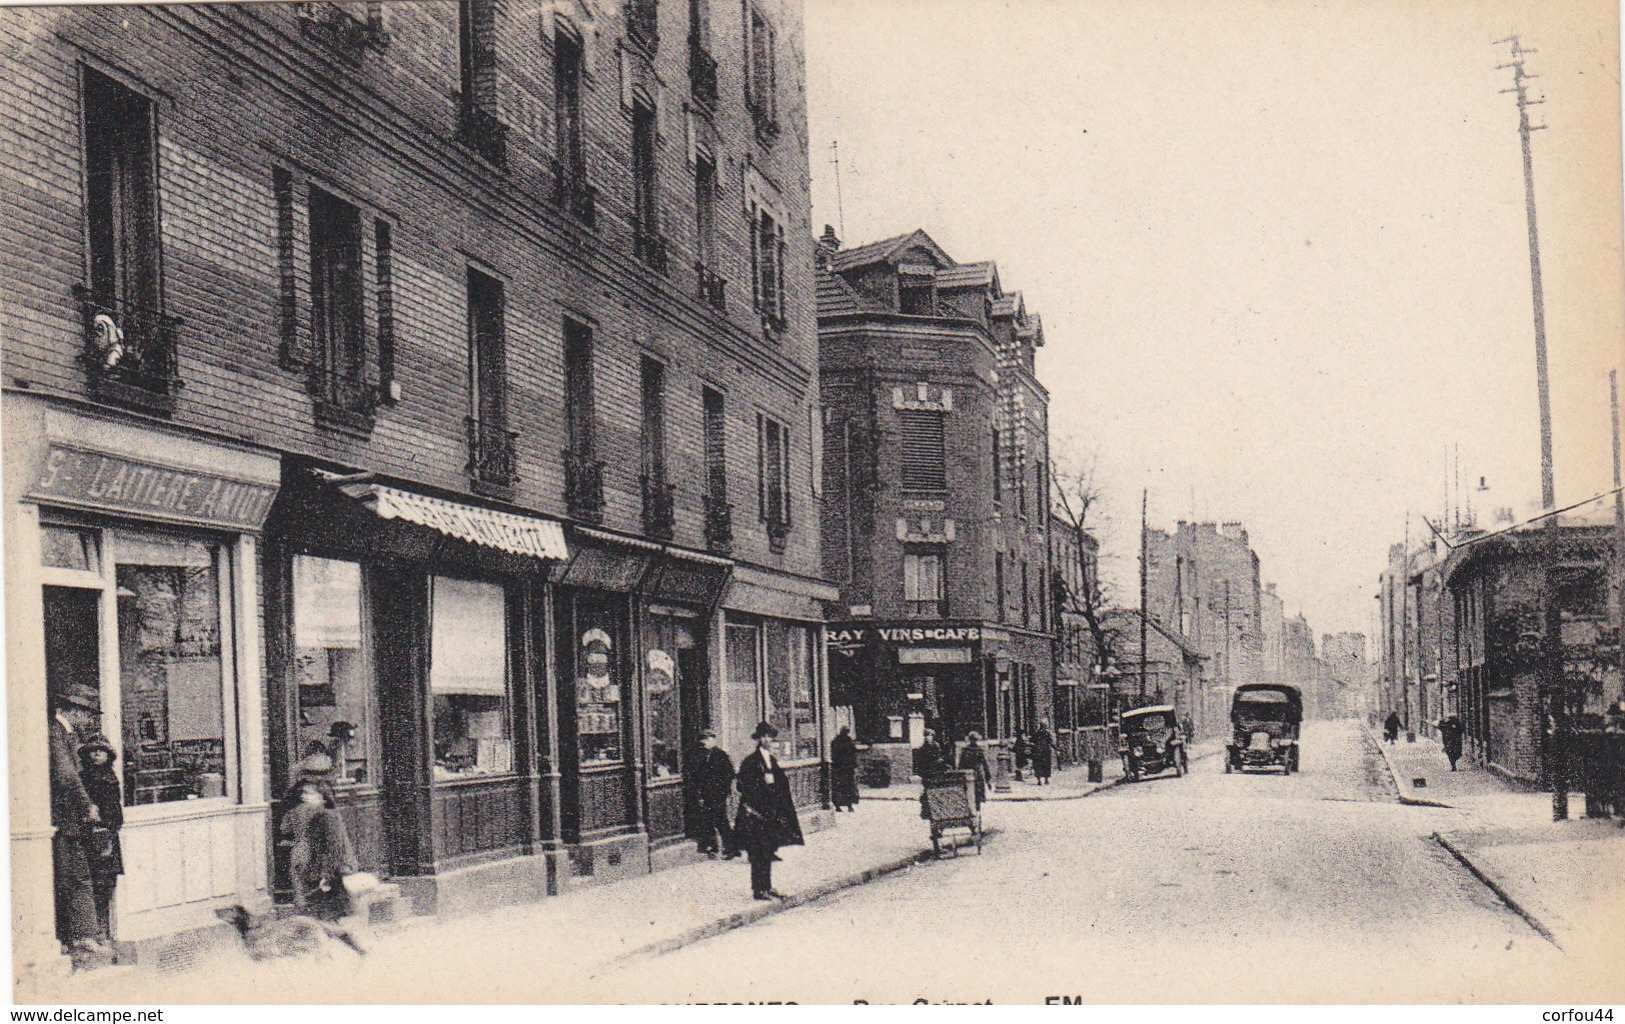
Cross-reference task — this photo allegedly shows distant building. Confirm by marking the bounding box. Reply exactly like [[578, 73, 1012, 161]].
[[1261, 583, 1285, 682], [1050, 512, 1103, 762], [1102, 610, 1206, 735]]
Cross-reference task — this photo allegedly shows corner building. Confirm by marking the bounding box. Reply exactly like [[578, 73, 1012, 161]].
[[2, 0, 830, 983], [817, 229, 1053, 769]]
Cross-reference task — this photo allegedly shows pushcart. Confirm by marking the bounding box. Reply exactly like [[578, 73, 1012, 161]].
[[921, 769, 983, 857]]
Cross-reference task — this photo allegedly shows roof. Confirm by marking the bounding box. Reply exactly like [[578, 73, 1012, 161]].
[[829, 229, 954, 273], [935, 261, 998, 291], [815, 271, 886, 317], [991, 292, 1024, 318]]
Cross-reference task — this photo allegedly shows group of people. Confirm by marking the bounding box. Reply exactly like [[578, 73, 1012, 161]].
[[1012, 723, 1056, 785], [690, 722, 807, 900], [48, 683, 124, 972]]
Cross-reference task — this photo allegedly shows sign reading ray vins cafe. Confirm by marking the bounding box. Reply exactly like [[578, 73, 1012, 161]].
[[30, 445, 279, 532]]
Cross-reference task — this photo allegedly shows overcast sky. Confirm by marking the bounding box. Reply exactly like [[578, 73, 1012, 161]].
[[805, 0, 1625, 644]]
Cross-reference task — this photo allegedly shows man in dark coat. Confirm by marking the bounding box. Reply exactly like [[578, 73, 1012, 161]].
[[1031, 722, 1055, 786], [734, 722, 804, 900], [1383, 711, 1402, 745], [958, 732, 992, 809], [914, 729, 948, 779], [691, 729, 737, 857], [49, 683, 107, 966], [830, 725, 859, 811], [1437, 715, 1465, 772]]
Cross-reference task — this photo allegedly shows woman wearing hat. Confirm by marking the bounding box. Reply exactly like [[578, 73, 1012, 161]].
[[734, 722, 804, 900], [76, 737, 123, 944]]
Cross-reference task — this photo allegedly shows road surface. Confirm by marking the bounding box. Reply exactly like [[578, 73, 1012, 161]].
[[581, 719, 1607, 1003]]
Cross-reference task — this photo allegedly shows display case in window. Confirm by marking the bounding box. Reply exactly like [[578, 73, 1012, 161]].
[[429, 576, 513, 780], [576, 625, 622, 764]]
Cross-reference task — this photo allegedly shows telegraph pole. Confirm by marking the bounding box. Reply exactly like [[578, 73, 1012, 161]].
[[1497, 35, 1567, 818], [1139, 488, 1149, 701], [828, 140, 846, 239]]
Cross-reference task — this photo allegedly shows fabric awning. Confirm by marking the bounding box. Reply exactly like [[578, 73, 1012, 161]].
[[326, 475, 569, 562]]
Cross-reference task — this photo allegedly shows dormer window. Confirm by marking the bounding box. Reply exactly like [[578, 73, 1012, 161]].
[[899, 274, 934, 316]]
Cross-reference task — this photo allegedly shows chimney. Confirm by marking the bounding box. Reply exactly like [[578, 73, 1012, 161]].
[[816, 224, 842, 271]]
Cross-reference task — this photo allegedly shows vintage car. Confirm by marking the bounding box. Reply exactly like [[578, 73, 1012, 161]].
[[1225, 683, 1302, 774], [1117, 705, 1188, 781]]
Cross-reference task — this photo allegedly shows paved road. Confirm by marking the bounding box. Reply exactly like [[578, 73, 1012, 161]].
[[582, 719, 1610, 1003]]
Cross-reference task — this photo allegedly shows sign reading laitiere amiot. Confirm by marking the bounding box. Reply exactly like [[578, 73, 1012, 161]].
[[29, 445, 279, 532]]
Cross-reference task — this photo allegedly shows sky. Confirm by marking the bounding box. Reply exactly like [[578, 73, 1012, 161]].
[[804, 0, 1625, 643]]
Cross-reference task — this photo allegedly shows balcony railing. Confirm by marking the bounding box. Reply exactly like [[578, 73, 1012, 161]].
[[689, 37, 718, 109], [466, 416, 518, 489], [703, 494, 733, 555], [458, 104, 509, 170], [625, 0, 659, 52], [563, 449, 605, 523], [73, 287, 182, 415], [633, 217, 670, 276], [549, 157, 597, 227], [641, 474, 676, 541], [696, 263, 726, 312]]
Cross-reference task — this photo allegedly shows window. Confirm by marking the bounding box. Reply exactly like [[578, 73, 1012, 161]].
[[899, 278, 934, 315], [645, 612, 694, 779], [898, 409, 947, 491], [458, 1, 506, 167], [555, 27, 588, 188], [750, 205, 786, 329], [641, 357, 667, 486], [744, 4, 776, 133], [688, 0, 718, 107], [724, 622, 760, 759], [995, 551, 1005, 623], [991, 426, 1001, 503], [625, 0, 659, 50], [115, 530, 229, 806], [1021, 559, 1030, 627], [564, 319, 595, 459], [758, 413, 790, 526], [574, 596, 626, 765], [467, 270, 511, 489], [631, 99, 665, 271], [703, 387, 727, 499], [309, 187, 366, 409], [292, 556, 372, 787], [903, 550, 945, 618], [83, 68, 161, 339], [430, 576, 511, 779], [694, 153, 717, 270], [765, 620, 818, 760], [374, 221, 395, 400]]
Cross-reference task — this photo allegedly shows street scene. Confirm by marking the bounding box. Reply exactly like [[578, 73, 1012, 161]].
[[1, 0, 1622, 1008]]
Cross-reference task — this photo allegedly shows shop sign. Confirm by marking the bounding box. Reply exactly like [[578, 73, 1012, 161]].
[[562, 546, 651, 592], [646, 556, 731, 607], [30, 445, 277, 531], [876, 626, 981, 643], [898, 647, 973, 665]]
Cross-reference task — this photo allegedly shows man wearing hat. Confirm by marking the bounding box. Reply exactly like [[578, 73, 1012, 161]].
[[733, 722, 804, 900], [691, 729, 737, 859], [49, 681, 109, 966]]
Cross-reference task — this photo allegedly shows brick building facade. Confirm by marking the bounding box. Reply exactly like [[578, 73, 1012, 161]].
[[2, 0, 832, 982], [816, 228, 1053, 764]]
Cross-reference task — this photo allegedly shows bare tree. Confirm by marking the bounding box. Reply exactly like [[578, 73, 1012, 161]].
[[1050, 451, 1124, 678]]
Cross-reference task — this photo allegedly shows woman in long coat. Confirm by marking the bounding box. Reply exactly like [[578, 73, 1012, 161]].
[[77, 737, 123, 942], [734, 722, 804, 900], [957, 732, 992, 809], [1031, 723, 1054, 786], [830, 725, 860, 811], [282, 778, 358, 921]]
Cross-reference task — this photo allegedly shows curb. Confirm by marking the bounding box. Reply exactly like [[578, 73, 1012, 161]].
[[1431, 830, 1561, 950], [607, 827, 1004, 967], [862, 747, 1224, 804], [1364, 723, 1455, 808]]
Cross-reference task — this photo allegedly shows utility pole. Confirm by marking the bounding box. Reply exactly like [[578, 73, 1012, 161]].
[[1402, 511, 1412, 740], [1139, 488, 1149, 701], [1497, 35, 1566, 818], [828, 140, 846, 239], [1612, 371, 1624, 707]]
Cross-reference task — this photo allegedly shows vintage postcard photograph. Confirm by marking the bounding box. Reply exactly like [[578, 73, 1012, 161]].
[[1, 0, 1623, 1007]]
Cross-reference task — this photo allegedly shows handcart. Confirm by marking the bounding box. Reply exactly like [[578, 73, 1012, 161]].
[[921, 769, 983, 857]]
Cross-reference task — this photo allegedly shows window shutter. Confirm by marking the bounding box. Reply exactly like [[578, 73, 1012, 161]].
[[898, 410, 946, 490], [757, 412, 767, 519], [779, 423, 791, 525]]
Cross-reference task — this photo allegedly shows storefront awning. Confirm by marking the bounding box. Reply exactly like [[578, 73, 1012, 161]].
[[324, 475, 569, 562]]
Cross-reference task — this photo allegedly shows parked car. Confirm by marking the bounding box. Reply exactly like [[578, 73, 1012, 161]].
[[1225, 684, 1302, 774], [1117, 705, 1187, 782]]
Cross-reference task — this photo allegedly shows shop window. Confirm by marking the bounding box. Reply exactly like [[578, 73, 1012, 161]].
[[765, 620, 817, 760], [645, 615, 695, 779], [115, 530, 228, 806], [575, 599, 626, 765], [41, 525, 101, 574], [292, 556, 372, 786], [903, 549, 945, 618], [723, 622, 760, 759], [429, 576, 511, 779]]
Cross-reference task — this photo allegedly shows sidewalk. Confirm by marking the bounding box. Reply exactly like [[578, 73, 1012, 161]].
[[861, 740, 1225, 803], [42, 799, 989, 1004], [1368, 724, 1625, 956]]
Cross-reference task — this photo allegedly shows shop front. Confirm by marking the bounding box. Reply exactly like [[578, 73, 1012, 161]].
[[265, 464, 567, 917], [825, 620, 986, 762], [5, 397, 279, 974]]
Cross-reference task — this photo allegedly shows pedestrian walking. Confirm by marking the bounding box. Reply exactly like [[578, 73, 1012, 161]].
[[914, 728, 948, 779], [49, 682, 108, 970], [1436, 715, 1465, 772], [957, 732, 992, 809], [281, 778, 358, 922], [734, 722, 804, 901], [1031, 722, 1054, 786], [1013, 731, 1031, 782], [1383, 711, 1401, 745], [692, 729, 737, 857], [76, 736, 123, 944], [830, 725, 860, 812]]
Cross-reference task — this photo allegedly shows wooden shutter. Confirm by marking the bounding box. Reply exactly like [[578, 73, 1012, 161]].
[[899, 410, 946, 490]]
